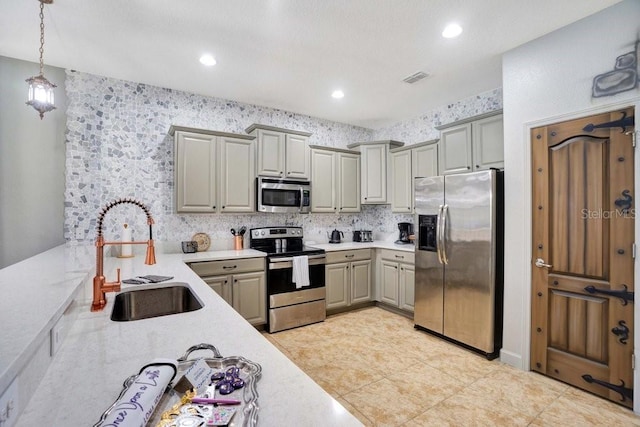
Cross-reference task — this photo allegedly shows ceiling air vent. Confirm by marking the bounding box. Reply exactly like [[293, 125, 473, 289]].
[[402, 71, 430, 84]]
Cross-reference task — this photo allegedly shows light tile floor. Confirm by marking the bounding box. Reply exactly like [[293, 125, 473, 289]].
[[263, 306, 640, 426]]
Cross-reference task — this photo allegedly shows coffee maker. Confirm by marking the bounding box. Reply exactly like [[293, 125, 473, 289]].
[[396, 222, 413, 244]]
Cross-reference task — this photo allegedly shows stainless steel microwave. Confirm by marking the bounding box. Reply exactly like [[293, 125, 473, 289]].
[[256, 177, 311, 213]]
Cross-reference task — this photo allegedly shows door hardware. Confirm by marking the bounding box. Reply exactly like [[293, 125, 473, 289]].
[[582, 375, 633, 402], [614, 189, 632, 213], [535, 258, 552, 268], [583, 284, 634, 305], [611, 320, 629, 344], [582, 111, 634, 133]]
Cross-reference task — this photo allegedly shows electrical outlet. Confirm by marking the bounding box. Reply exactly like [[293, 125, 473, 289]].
[[0, 379, 18, 427], [50, 316, 65, 357]]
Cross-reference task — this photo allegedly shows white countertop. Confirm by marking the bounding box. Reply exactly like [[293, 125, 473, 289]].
[[308, 240, 415, 253], [3, 244, 361, 426]]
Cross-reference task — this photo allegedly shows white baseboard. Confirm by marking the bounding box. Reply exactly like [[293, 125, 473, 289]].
[[499, 349, 524, 370]]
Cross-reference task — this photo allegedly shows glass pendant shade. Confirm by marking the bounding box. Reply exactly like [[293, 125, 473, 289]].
[[26, 74, 56, 119], [26, 0, 56, 119]]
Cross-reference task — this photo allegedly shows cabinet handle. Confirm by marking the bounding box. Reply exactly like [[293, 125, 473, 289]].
[[279, 171, 283, 175], [395, 266, 398, 269], [223, 265, 237, 270], [213, 206, 216, 209], [467, 166, 471, 170], [476, 165, 480, 168], [364, 197, 368, 200], [224, 280, 228, 284], [395, 255, 404, 259], [345, 254, 355, 258], [334, 207, 337, 210], [222, 206, 226, 209], [234, 279, 238, 282]]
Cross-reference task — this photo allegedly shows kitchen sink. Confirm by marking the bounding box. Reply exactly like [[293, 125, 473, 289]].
[[110, 283, 203, 321]]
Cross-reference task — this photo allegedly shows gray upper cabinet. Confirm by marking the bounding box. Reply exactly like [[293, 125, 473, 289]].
[[347, 140, 404, 204], [170, 125, 256, 214], [310, 146, 360, 213], [174, 130, 218, 213], [246, 124, 311, 180], [472, 114, 504, 171], [390, 140, 438, 213], [219, 136, 256, 213], [437, 111, 503, 175]]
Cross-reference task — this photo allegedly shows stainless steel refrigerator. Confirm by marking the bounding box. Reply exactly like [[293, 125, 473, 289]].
[[414, 169, 503, 358]]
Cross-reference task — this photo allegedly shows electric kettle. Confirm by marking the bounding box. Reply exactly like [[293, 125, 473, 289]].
[[328, 229, 343, 243]]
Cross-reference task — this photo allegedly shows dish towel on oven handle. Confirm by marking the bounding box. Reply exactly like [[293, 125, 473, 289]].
[[292, 255, 310, 289]]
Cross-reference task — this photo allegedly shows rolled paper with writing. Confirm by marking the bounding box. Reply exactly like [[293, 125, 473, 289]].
[[97, 358, 177, 427], [121, 223, 132, 257]]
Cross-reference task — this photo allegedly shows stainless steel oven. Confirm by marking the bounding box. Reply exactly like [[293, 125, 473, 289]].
[[256, 177, 311, 214], [249, 227, 325, 333]]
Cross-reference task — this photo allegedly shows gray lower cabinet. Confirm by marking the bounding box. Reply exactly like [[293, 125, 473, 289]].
[[325, 249, 371, 310], [189, 258, 266, 326], [379, 249, 415, 313]]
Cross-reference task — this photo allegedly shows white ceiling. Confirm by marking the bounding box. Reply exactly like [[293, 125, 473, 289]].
[[0, 0, 621, 129]]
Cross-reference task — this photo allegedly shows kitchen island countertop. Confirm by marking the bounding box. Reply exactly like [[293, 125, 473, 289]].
[[5, 245, 361, 426]]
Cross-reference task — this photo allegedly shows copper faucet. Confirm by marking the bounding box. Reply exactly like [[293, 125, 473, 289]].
[[91, 198, 156, 312]]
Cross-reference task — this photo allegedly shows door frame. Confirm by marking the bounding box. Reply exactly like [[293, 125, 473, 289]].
[[520, 100, 640, 413]]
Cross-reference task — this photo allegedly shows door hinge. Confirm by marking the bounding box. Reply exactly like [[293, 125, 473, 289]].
[[633, 353, 635, 370], [633, 243, 637, 259]]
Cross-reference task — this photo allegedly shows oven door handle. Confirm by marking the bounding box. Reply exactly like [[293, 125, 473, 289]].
[[269, 255, 326, 270]]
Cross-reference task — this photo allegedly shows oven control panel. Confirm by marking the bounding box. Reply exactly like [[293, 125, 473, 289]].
[[250, 227, 303, 240]]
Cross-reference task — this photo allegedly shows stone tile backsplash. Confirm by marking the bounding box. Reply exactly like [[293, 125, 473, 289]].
[[64, 70, 501, 249]]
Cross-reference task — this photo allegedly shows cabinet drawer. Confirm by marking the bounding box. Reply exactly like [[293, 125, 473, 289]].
[[326, 249, 371, 264], [189, 257, 265, 276], [380, 249, 414, 264]]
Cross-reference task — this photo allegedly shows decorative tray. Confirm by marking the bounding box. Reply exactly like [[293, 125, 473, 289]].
[[94, 344, 262, 427]]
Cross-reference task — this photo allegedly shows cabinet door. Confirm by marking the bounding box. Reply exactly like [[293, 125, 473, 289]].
[[338, 152, 361, 213], [439, 123, 472, 175], [391, 150, 412, 213], [326, 263, 349, 309], [256, 129, 285, 177], [232, 271, 266, 325], [285, 134, 310, 179], [380, 261, 399, 306], [361, 144, 387, 203], [350, 260, 371, 304], [412, 144, 438, 179], [399, 264, 415, 312], [175, 131, 217, 213], [310, 149, 336, 212], [219, 137, 255, 212], [472, 114, 504, 170], [203, 275, 232, 306]]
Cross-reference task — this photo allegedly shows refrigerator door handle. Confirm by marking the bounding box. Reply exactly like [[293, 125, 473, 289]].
[[436, 204, 444, 264], [441, 204, 449, 265]]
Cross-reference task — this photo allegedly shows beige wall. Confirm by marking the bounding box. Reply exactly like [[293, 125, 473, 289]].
[[0, 56, 66, 268]]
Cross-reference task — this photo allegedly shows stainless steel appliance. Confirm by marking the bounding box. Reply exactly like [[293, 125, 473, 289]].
[[414, 170, 504, 358], [353, 230, 373, 242], [396, 222, 413, 244], [328, 229, 343, 243], [256, 177, 311, 213], [249, 227, 326, 332]]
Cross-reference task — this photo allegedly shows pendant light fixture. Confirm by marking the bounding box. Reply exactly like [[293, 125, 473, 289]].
[[26, 0, 56, 119]]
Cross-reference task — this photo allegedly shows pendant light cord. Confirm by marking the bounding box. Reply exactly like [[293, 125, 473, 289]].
[[38, 0, 45, 76]]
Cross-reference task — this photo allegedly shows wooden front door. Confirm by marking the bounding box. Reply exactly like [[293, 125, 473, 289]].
[[531, 108, 635, 408]]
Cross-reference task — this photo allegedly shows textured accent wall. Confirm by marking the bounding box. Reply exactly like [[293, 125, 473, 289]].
[[371, 88, 503, 144], [64, 71, 502, 248]]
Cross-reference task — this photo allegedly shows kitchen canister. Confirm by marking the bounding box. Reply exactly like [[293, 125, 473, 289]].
[[234, 235, 243, 250]]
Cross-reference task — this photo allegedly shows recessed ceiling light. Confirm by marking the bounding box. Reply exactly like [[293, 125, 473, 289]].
[[331, 90, 344, 99], [199, 54, 217, 66], [442, 23, 463, 38]]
